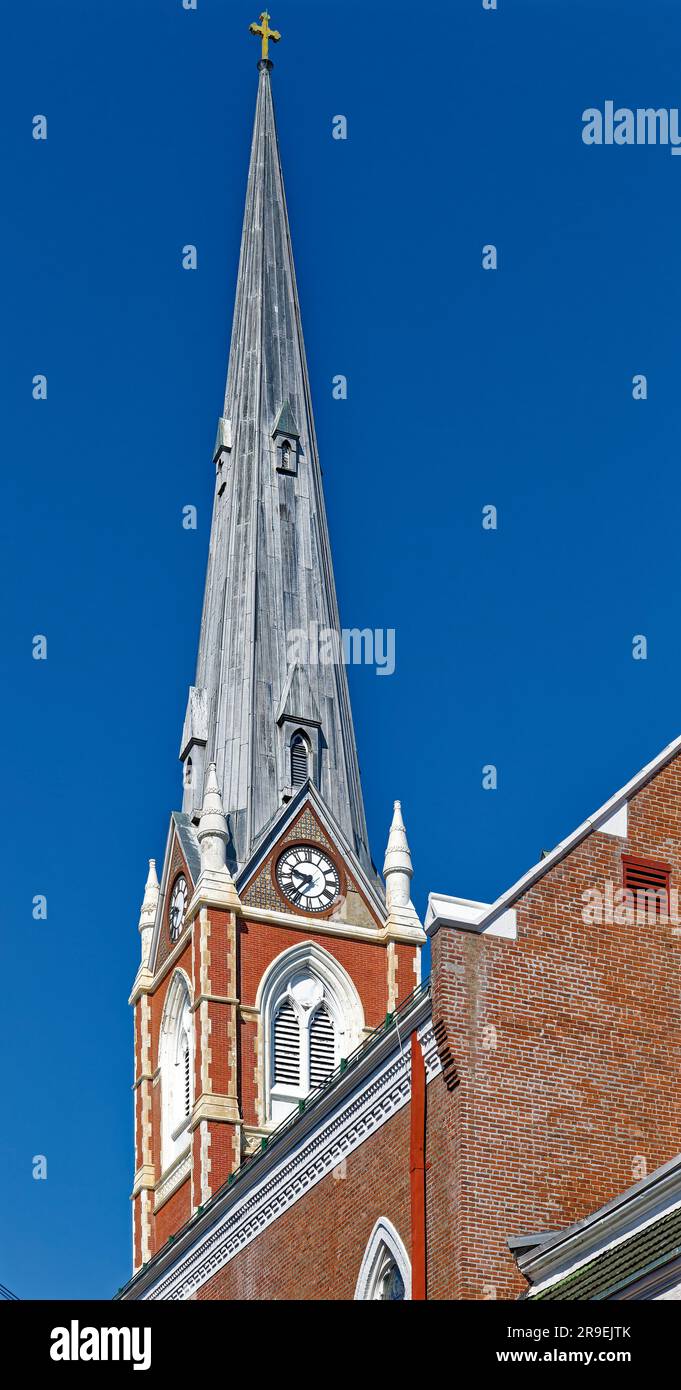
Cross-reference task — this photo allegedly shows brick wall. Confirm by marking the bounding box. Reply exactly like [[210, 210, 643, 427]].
[[193, 1101, 413, 1300], [239, 918, 390, 1024], [429, 754, 681, 1299]]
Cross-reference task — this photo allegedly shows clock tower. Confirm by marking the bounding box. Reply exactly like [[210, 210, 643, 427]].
[[128, 21, 425, 1274]]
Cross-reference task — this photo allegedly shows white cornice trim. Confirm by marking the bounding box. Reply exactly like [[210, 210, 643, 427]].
[[186, 867, 240, 920], [425, 895, 516, 941], [241, 902, 423, 945]]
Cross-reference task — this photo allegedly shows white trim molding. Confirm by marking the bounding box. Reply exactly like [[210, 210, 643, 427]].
[[355, 1217, 411, 1300], [154, 1148, 191, 1212], [159, 969, 194, 1173]]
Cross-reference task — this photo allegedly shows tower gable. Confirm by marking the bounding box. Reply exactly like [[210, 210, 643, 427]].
[[148, 814, 200, 976], [240, 795, 385, 932]]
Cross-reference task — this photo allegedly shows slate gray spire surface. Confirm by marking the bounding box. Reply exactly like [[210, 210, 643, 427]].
[[180, 58, 372, 877]]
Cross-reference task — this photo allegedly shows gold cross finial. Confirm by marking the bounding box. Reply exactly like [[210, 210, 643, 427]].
[[249, 10, 281, 61]]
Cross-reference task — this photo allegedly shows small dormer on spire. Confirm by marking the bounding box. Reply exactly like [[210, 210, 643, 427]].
[[138, 859, 160, 966], [272, 398, 300, 475]]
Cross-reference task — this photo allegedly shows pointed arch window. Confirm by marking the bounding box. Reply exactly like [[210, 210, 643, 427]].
[[270, 985, 337, 1120], [257, 943, 364, 1125], [159, 971, 194, 1171], [355, 1218, 411, 1301], [290, 733, 309, 788], [275, 433, 297, 474]]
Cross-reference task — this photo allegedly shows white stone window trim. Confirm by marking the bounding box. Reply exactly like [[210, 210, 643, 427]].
[[354, 1216, 412, 1301], [154, 1146, 192, 1212], [257, 941, 365, 1123], [159, 969, 194, 1174]]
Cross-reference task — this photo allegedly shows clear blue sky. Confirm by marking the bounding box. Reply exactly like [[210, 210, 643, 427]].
[[3, 0, 681, 1298]]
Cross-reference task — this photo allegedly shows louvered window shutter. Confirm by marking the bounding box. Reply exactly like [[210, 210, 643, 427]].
[[274, 1000, 300, 1086], [183, 1041, 191, 1118], [291, 736, 308, 787], [309, 1007, 335, 1088]]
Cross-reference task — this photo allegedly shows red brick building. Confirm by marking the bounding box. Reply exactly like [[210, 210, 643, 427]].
[[121, 734, 681, 1301]]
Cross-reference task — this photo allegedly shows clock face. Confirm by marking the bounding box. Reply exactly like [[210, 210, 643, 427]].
[[276, 845, 340, 913], [169, 875, 188, 941]]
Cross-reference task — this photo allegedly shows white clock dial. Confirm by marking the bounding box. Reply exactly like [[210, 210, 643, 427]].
[[169, 875, 188, 941], [276, 845, 340, 913]]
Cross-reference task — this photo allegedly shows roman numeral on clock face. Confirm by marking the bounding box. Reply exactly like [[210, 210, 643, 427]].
[[275, 845, 340, 913]]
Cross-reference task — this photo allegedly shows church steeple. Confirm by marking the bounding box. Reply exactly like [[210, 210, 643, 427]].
[[180, 43, 372, 876]]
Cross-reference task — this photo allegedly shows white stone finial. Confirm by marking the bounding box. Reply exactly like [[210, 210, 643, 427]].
[[189, 762, 241, 914], [138, 858, 159, 965], [197, 762, 229, 871], [383, 800, 413, 908]]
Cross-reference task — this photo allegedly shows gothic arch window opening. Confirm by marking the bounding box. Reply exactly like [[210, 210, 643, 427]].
[[290, 732, 309, 788], [270, 981, 337, 1119], [355, 1218, 411, 1301], [258, 943, 364, 1125], [159, 971, 194, 1172], [281, 439, 292, 468]]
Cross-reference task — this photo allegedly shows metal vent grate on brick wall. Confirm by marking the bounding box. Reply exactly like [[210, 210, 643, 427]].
[[622, 854, 670, 916], [274, 1000, 300, 1085], [309, 1007, 335, 1088]]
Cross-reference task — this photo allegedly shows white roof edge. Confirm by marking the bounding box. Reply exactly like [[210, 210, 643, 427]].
[[425, 894, 489, 932], [428, 733, 681, 936], [520, 1152, 681, 1294]]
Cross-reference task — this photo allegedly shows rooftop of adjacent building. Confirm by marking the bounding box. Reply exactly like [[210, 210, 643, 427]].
[[517, 1150, 681, 1301]]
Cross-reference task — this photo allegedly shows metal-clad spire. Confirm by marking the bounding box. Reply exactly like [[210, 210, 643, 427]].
[[181, 58, 372, 876]]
